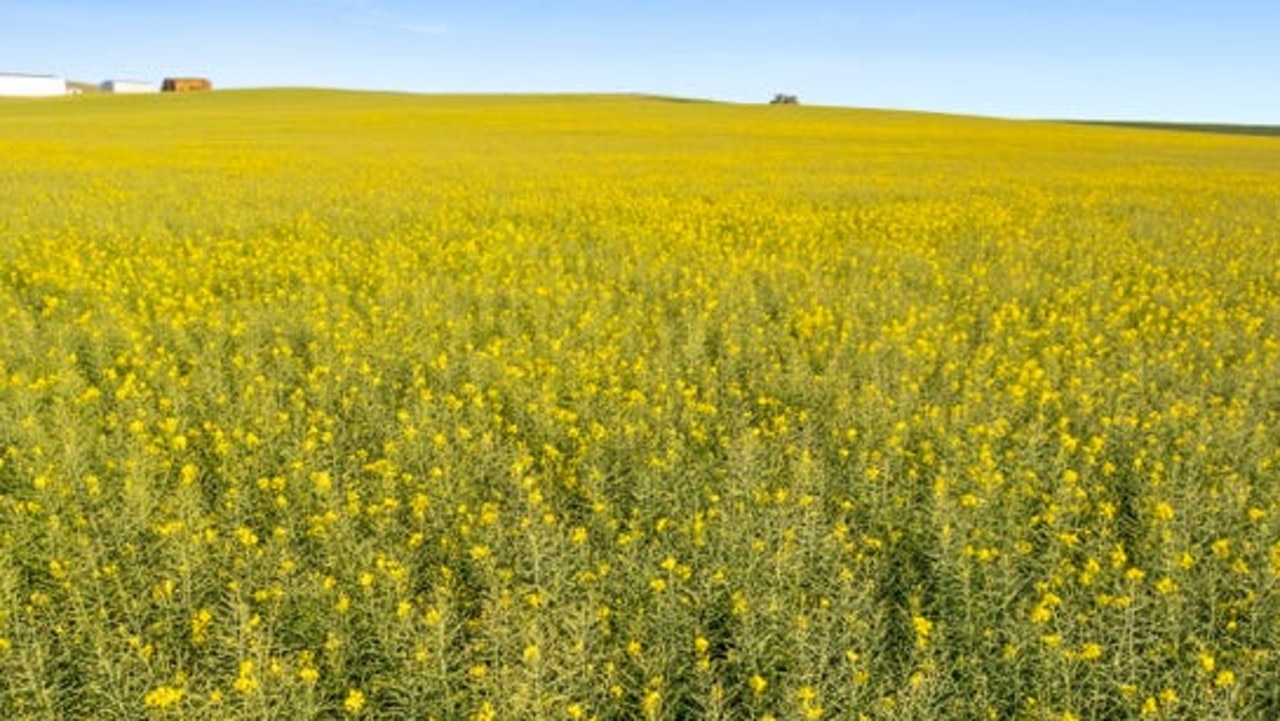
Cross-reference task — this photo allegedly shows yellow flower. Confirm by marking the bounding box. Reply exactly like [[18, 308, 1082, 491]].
[[1198, 652, 1215, 673], [912, 614, 934, 648], [190, 608, 213, 644], [234, 526, 259, 547], [642, 690, 662, 717], [797, 685, 823, 719], [1077, 643, 1102, 661], [343, 689, 367, 715], [144, 685, 185, 709], [233, 660, 258, 695], [1211, 539, 1231, 559]]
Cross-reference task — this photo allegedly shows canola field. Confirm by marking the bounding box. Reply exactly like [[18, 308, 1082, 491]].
[[2, 90, 1280, 720]]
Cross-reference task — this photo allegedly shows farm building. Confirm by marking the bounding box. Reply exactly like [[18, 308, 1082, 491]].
[[162, 77, 212, 92], [0, 73, 67, 97], [101, 79, 158, 94]]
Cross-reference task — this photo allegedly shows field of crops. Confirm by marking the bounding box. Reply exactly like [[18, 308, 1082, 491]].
[[2, 90, 1280, 719]]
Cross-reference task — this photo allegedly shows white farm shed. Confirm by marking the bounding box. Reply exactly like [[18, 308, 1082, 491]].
[[0, 73, 67, 97], [101, 79, 158, 94]]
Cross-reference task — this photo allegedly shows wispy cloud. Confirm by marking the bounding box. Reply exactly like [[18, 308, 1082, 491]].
[[330, 0, 451, 35]]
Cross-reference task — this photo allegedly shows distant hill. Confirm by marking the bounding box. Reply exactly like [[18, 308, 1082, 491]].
[[1070, 120, 1280, 139]]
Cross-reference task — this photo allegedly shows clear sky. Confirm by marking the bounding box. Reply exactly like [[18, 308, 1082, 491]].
[[2, 0, 1277, 123]]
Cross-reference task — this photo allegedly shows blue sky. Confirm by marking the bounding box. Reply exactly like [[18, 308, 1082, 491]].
[[2, 0, 1277, 122]]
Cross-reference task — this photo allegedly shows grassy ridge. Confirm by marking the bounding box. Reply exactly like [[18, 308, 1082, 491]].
[[3, 91, 1280, 719]]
